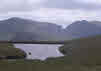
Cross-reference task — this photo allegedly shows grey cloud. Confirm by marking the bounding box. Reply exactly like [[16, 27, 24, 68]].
[[44, 0, 101, 11], [0, 0, 44, 13], [0, 0, 30, 13], [0, 6, 31, 13]]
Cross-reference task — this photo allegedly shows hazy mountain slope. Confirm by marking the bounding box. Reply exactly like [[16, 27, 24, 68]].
[[1, 18, 101, 41], [0, 17, 69, 41], [65, 20, 101, 39], [60, 20, 101, 57]]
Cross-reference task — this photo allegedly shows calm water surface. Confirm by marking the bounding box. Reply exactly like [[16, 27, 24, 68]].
[[14, 44, 63, 60]]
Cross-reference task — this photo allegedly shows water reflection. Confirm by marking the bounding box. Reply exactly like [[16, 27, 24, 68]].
[[14, 44, 64, 60]]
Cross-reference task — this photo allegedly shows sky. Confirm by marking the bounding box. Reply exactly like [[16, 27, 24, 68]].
[[0, 0, 101, 27]]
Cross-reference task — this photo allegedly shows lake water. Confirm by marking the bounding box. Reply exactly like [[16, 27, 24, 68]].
[[14, 44, 64, 60]]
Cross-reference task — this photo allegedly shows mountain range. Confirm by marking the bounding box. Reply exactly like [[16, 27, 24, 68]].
[[65, 20, 101, 39], [0, 17, 68, 41], [0, 17, 101, 41]]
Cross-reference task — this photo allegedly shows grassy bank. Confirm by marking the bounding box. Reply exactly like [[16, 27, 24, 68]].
[[0, 59, 100, 71]]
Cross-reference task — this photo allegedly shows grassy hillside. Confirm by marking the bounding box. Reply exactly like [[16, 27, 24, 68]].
[[0, 43, 26, 58], [0, 35, 101, 71], [0, 59, 100, 71]]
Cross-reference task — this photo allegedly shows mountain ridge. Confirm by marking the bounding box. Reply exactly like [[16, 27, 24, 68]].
[[0, 17, 69, 41], [0, 17, 101, 41], [65, 20, 101, 39]]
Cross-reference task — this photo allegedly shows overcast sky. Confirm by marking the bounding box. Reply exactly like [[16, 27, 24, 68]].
[[0, 0, 101, 27]]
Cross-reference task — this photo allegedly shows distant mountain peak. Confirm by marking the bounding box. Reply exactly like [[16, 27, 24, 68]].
[[66, 20, 101, 39], [9, 17, 21, 20], [81, 20, 89, 24], [73, 20, 89, 24], [81, 20, 88, 22], [6, 17, 26, 21]]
